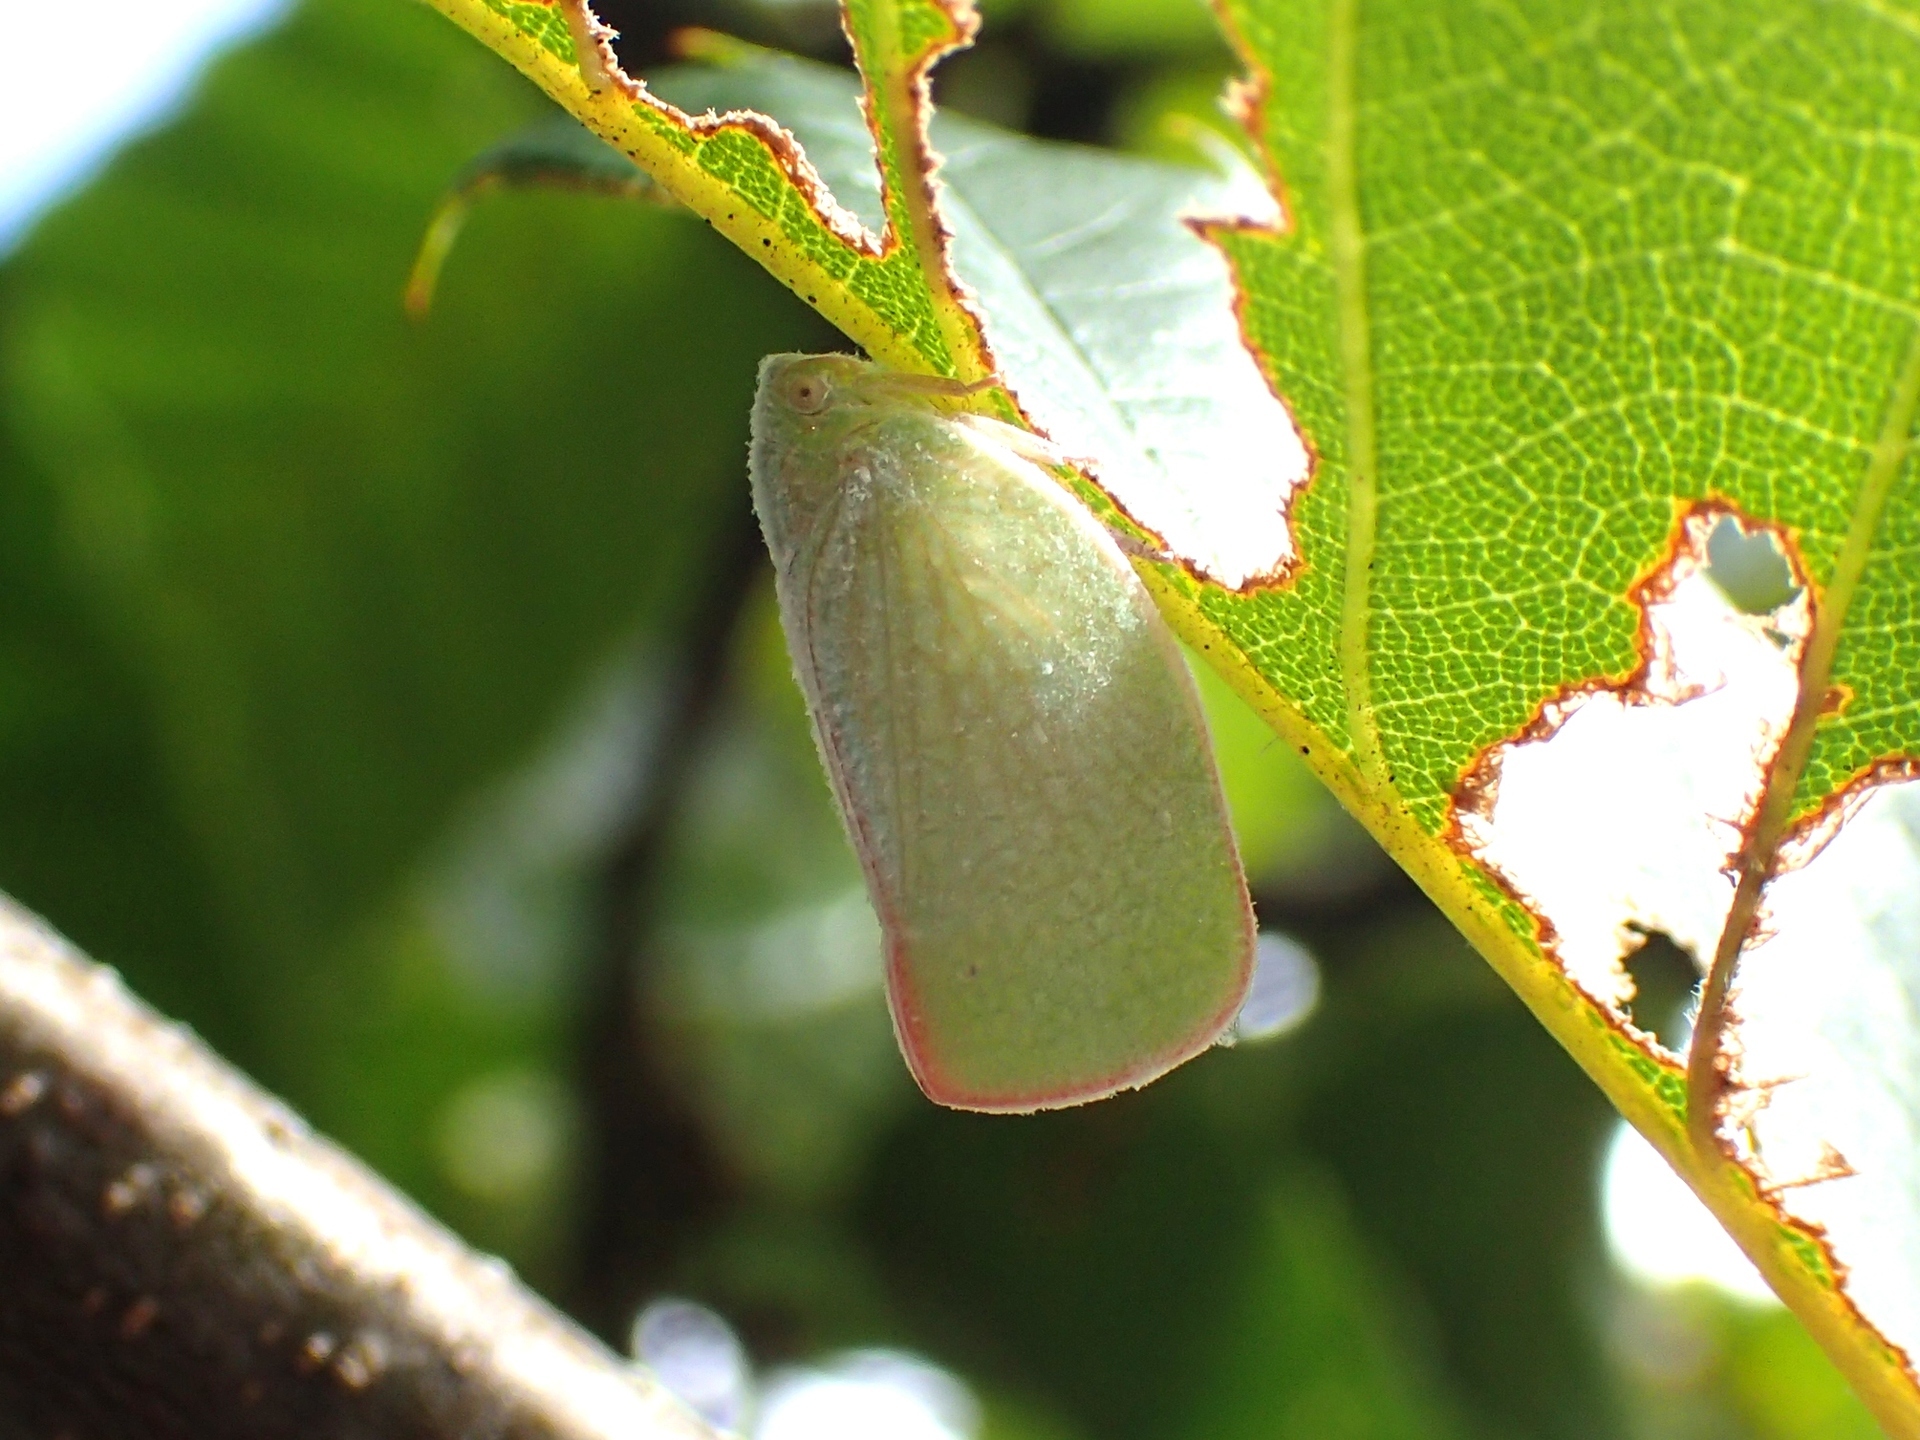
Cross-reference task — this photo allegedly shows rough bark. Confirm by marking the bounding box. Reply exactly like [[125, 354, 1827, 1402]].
[[0, 899, 717, 1440]]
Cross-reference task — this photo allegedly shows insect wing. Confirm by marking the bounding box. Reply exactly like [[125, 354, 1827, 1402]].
[[762, 393, 1251, 1111]]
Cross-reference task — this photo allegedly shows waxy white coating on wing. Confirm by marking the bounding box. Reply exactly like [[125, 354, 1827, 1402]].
[[749, 353, 1254, 1111]]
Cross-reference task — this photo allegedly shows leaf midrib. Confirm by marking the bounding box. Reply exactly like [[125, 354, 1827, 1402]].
[[1688, 319, 1920, 1144], [1328, 0, 1386, 788]]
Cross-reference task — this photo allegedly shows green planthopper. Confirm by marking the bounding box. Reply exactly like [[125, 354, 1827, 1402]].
[[748, 352, 1254, 1111]]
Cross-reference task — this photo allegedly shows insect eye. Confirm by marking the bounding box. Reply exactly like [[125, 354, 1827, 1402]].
[[787, 373, 831, 414]]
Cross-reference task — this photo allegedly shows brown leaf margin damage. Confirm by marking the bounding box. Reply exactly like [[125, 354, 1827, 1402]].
[[1443, 498, 1919, 1396], [1183, 0, 1920, 1427]]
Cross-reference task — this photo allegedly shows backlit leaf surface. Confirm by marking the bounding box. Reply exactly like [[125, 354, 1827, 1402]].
[[1207, 0, 1920, 1426]]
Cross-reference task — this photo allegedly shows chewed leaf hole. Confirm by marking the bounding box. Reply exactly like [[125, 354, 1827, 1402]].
[[1705, 515, 1801, 617], [1620, 926, 1700, 1055]]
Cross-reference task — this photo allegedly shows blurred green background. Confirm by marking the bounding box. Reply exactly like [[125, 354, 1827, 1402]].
[[0, 0, 1881, 1435]]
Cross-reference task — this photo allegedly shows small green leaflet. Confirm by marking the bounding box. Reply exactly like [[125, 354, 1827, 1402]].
[[749, 353, 1255, 1111]]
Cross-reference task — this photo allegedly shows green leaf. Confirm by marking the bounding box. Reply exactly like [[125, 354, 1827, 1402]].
[[1206, 0, 1920, 1427], [418, 24, 1305, 589], [423, 0, 990, 379], [657, 49, 1304, 590], [417, 0, 1920, 1422]]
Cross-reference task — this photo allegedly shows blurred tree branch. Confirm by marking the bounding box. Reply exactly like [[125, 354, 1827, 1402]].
[[570, 499, 768, 1341], [0, 898, 717, 1440]]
